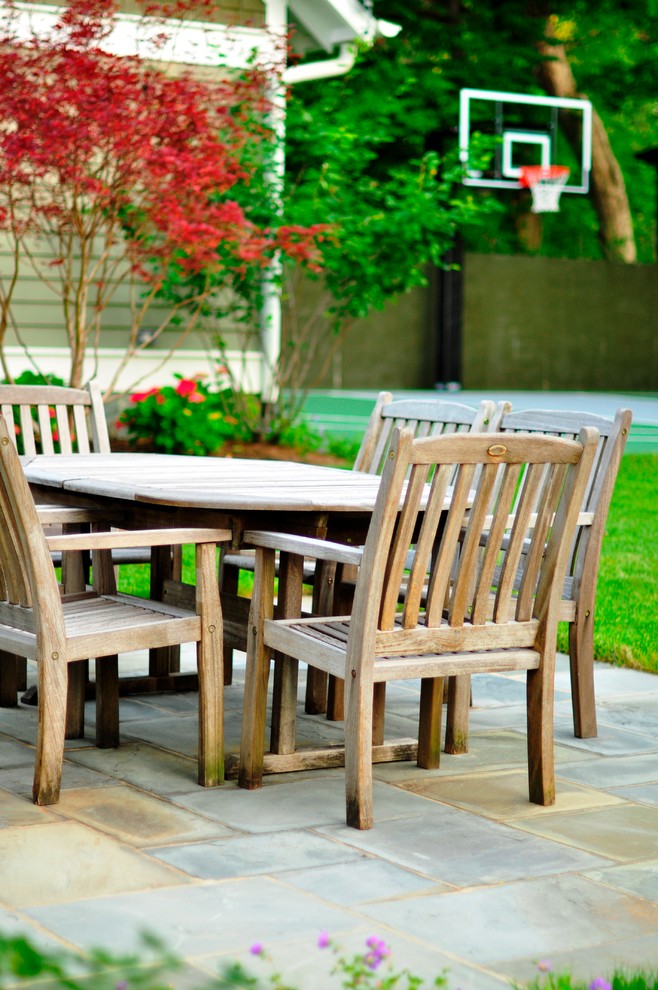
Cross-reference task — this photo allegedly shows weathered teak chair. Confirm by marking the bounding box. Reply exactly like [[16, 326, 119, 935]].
[[464, 404, 631, 741], [310, 392, 498, 719], [238, 426, 598, 829], [0, 383, 111, 710], [0, 382, 182, 721], [0, 413, 230, 805], [219, 392, 496, 736]]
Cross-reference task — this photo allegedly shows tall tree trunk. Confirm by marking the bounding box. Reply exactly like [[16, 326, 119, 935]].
[[537, 30, 636, 263]]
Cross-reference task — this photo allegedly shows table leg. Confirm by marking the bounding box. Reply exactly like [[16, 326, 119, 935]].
[[0, 650, 19, 707]]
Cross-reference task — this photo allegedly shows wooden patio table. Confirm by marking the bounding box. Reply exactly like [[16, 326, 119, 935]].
[[21, 453, 385, 546], [21, 453, 393, 763]]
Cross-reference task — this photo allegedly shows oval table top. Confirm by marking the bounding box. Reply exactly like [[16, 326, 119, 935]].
[[21, 452, 385, 513]]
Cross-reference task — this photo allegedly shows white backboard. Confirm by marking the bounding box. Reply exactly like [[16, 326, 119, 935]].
[[459, 88, 592, 194]]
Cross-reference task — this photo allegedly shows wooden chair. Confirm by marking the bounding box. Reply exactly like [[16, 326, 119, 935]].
[[0, 382, 181, 720], [0, 383, 110, 709], [312, 393, 498, 719], [219, 392, 496, 716], [464, 404, 631, 742], [238, 426, 598, 829], [0, 413, 230, 805]]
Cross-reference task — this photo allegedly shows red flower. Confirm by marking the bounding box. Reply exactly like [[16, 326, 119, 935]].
[[130, 387, 159, 404], [175, 379, 197, 397]]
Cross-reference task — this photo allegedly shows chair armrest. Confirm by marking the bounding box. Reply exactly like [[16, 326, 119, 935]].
[[46, 527, 231, 552], [243, 530, 364, 567]]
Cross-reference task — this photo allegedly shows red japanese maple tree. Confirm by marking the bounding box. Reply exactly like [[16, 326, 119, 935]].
[[0, 0, 324, 391]]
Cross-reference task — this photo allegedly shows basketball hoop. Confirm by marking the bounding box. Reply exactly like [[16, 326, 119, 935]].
[[519, 165, 570, 213]]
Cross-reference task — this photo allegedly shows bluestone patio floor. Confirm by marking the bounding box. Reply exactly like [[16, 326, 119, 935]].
[[2, 649, 658, 988]]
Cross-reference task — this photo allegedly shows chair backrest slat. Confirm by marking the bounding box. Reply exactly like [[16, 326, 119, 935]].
[[470, 463, 519, 625], [54, 405, 74, 454], [427, 461, 477, 628], [453, 460, 500, 624], [73, 406, 91, 454], [0, 383, 111, 456], [402, 462, 454, 623]]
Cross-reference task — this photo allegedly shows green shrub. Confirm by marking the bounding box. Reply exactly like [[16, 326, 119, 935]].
[[9, 370, 66, 387], [116, 376, 257, 456]]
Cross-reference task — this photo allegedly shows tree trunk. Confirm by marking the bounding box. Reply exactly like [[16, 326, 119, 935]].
[[537, 32, 636, 263]]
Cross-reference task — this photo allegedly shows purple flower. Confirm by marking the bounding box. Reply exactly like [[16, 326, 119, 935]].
[[249, 943, 264, 956], [115, 982, 128, 990], [589, 980, 612, 990], [317, 931, 330, 949], [537, 961, 552, 973], [363, 936, 391, 971]]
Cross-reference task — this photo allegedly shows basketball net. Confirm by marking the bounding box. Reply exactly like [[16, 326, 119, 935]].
[[519, 165, 570, 213]]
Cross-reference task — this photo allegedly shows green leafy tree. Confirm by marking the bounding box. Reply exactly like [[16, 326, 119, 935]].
[[226, 46, 496, 434], [366, 0, 658, 262]]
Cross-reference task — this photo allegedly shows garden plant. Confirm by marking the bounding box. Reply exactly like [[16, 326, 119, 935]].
[[1, 929, 656, 990]]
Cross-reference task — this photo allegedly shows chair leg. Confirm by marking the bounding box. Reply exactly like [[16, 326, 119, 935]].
[[196, 542, 224, 787], [239, 547, 276, 790], [95, 655, 120, 748], [526, 662, 556, 806], [418, 677, 443, 769], [344, 670, 375, 830], [33, 654, 68, 806], [444, 674, 471, 754], [569, 612, 598, 739]]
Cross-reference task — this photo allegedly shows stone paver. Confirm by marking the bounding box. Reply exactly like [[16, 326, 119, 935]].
[[0, 820, 189, 908], [2, 652, 658, 989]]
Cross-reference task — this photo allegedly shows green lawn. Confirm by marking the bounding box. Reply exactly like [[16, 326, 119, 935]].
[[574, 452, 658, 672], [118, 453, 658, 675]]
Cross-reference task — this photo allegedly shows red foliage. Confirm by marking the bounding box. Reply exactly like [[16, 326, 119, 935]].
[[0, 0, 325, 282]]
